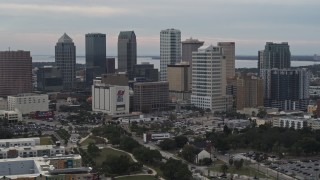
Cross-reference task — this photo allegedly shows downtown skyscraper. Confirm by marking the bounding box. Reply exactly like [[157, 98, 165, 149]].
[[160, 28, 181, 81], [118, 31, 137, 80], [55, 33, 76, 90], [85, 33, 106, 87], [0, 50, 32, 97]]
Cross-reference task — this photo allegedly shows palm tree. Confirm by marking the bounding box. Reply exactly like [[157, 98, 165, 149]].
[[221, 164, 228, 175]]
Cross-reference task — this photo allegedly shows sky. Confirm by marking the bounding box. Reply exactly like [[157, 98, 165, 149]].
[[0, 0, 319, 56]]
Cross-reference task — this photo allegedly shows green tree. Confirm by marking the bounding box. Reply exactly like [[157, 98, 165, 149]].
[[229, 158, 234, 166], [174, 136, 188, 149], [87, 143, 101, 157], [161, 158, 192, 180], [257, 108, 267, 118], [221, 164, 228, 175], [181, 145, 200, 163], [119, 136, 140, 152], [132, 147, 162, 164], [159, 139, 177, 150], [234, 159, 244, 170]]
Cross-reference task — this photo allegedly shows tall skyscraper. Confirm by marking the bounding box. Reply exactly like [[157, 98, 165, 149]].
[[261, 68, 309, 111], [118, 31, 137, 80], [167, 62, 191, 101], [258, 42, 291, 71], [85, 33, 106, 87], [236, 74, 264, 110], [55, 33, 76, 90], [0, 50, 32, 97], [160, 28, 181, 81], [218, 42, 235, 78], [191, 45, 232, 112], [182, 38, 204, 65]]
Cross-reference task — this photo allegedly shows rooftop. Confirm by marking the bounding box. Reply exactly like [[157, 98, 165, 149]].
[[58, 33, 73, 43]]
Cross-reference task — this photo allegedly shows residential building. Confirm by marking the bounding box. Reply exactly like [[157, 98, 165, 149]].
[[8, 94, 49, 114], [196, 150, 212, 164], [0, 110, 22, 123], [37, 66, 63, 92], [118, 31, 137, 79], [92, 82, 129, 116], [85, 33, 107, 87], [217, 42, 235, 78], [106, 58, 116, 74], [160, 28, 181, 81], [261, 68, 310, 111], [258, 42, 291, 71], [134, 62, 158, 82], [55, 33, 76, 90], [191, 45, 232, 112], [225, 119, 251, 129], [101, 74, 128, 86], [0, 50, 32, 97], [167, 62, 191, 101], [133, 81, 169, 112], [143, 133, 170, 143], [181, 38, 204, 66], [236, 74, 264, 110]]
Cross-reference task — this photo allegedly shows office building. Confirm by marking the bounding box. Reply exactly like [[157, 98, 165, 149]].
[[182, 38, 204, 65], [273, 117, 307, 129], [85, 33, 106, 87], [118, 31, 137, 79], [0, 98, 7, 110], [0, 50, 32, 97], [191, 45, 232, 112], [133, 81, 169, 112], [160, 28, 181, 81], [0, 145, 65, 159], [37, 66, 63, 92], [134, 62, 158, 82], [106, 58, 116, 74], [261, 68, 310, 111], [258, 42, 291, 71], [0, 137, 40, 147], [92, 82, 129, 116], [55, 33, 76, 90], [218, 42, 235, 78], [167, 62, 191, 101], [236, 74, 264, 110], [8, 94, 49, 114]]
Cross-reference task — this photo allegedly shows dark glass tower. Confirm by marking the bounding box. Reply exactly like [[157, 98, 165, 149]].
[[118, 31, 137, 80], [55, 33, 76, 90], [85, 33, 106, 87], [258, 42, 291, 71]]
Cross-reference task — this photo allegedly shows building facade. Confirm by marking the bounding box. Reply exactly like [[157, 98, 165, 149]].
[[191, 45, 232, 112], [181, 38, 204, 66], [0, 110, 22, 123], [160, 28, 181, 81], [37, 66, 63, 92], [8, 94, 49, 114], [0, 51, 32, 97], [167, 63, 191, 101], [261, 68, 310, 111], [134, 62, 158, 82], [55, 33, 76, 90], [100, 74, 128, 86], [85, 33, 107, 87], [106, 58, 116, 74], [217, 42, 235, 79], [133, 82, 169, 112], [236, 74, 264, 110], [92, 82, 129, 115], [118, 31, 137, 80], [258, 42, 291, 71]]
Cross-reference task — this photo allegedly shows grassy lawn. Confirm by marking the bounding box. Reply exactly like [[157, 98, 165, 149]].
[[92, 148, 133, 166], [80, 136, 105, 146], [115, 175, 157, 180], [40, 136, 52, 145], [209, 164, 269, 178]]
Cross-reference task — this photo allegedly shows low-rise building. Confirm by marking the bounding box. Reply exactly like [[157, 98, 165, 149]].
[[143, 132, 170, 143], [0, 155, 95, 180], [196, 150, 212, 164], [225, 119, 251, 129], [0, 137, 40, 148], [0, 98, 7, 110], [8, 94, 49, 114], [0, 110, 22, 123], [273, 117, 307, 129], [0, 145, 65, 159]]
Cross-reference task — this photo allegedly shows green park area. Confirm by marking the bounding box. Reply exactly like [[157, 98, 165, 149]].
[[40, 136, 53, 145], [80, 135, 106, 146], [93, 147, 133, 166]]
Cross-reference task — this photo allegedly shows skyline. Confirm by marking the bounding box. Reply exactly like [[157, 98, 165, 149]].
[[0, 0, 319, 56]]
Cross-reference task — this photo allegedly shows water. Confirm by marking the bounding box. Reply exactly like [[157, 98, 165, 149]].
[[32, 55, 319, 69]]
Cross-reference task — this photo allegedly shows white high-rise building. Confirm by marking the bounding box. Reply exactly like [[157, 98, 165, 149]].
[[191, 45, 232, 112], [160, 28, 181, 81]]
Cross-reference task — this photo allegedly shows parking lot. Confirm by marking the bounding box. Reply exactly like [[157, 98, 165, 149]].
[[271, 160, 320, 179]]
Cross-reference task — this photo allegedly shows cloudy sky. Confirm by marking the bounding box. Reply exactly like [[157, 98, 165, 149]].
[[0, 0, 319, 56]]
